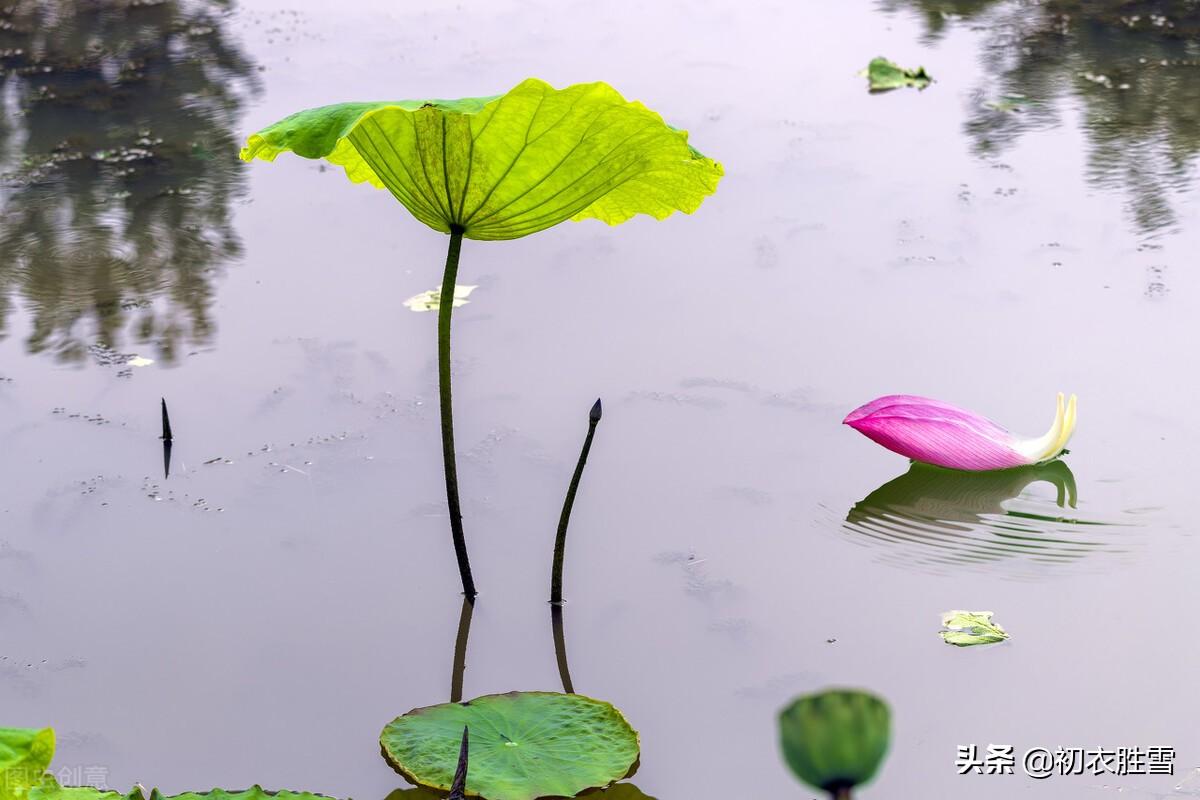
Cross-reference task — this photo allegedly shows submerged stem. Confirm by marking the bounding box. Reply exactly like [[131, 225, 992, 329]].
[[550, 398, 603, 604], [439, 227, 477, 599]]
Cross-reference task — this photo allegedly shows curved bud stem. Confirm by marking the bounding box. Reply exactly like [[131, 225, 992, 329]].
[[550, 398, 603, 604], [438, 227, 477, 599]]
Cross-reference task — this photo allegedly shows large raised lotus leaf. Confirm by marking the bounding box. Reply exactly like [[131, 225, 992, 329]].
[[240, 78, 723, 241], [0, 728, 55, 800], [380, 692, 640, 800]]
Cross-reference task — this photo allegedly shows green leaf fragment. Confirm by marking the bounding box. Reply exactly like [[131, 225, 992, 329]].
[[403, 284, 477, 313], [380, 691, 640, 800], [0, 728, 55, 800], [241, 78, 723, 241], [940, 610, 1010, 646], [860, 57, 933, 91]]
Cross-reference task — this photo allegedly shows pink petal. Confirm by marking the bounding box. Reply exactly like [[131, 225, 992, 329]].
[[844, 395, 1029, 471]]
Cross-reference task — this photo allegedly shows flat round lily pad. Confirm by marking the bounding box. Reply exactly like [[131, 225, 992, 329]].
[[380, 691, 640, 800]]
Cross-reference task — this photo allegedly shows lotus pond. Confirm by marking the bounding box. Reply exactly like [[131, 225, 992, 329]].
[[2, 1, 1199, 798]]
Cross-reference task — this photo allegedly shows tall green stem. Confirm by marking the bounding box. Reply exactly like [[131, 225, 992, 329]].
[[550, 398, 602, 604], [550, 604, 575, 693], [439, 226, 476, 599]]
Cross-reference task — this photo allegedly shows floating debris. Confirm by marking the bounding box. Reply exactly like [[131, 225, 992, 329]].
[[939, 610, 1010, 647], [860, 57, 933, 91], [404, 284, 478, 312]]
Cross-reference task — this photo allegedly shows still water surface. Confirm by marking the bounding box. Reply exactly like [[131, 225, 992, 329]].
[[2, 1, 1198, 798]]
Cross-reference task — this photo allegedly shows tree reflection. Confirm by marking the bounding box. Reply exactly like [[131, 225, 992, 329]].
[[0, 0, 258, 363], [881, 0, 1200, 235]]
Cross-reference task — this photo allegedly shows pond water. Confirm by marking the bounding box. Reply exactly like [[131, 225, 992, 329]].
[[2, 1, 1199, 798]]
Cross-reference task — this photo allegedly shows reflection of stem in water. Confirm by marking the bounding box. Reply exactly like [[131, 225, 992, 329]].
[[550, 604, 575, 694], [550, 398, 603, 604], [162, 440, 172, 480], [438, 227, 477, 599], [450, 595, 474, 703]]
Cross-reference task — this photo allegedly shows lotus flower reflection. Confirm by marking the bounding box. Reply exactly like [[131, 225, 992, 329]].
[[844, 393, 1077, 472]]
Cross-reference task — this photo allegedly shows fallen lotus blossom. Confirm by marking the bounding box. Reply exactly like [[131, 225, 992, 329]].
[[844, 393, 1077, 471]]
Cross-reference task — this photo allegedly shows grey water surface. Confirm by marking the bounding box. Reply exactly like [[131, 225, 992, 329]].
[[1, 1, 1198, 798]]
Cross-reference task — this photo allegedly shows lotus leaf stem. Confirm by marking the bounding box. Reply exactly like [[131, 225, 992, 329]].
[[438, 226, 477, 599], [550, 604, 575, 694]]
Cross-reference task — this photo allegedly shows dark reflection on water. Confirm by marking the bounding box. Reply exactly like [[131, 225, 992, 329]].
[[843, 461, 1132, 574], [881, 0, 1200, 235], [0, 0, 259, 363]]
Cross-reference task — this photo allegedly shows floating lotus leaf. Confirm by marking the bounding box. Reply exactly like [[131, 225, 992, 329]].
[[778, 690, 891, 794], [148, 788, 339, 800], [241, 78, 723, 241], [380, 691, 640, 800], [27, 778, 143, 800], [0, 728, 55, 800], [385, 784, 655, 800]]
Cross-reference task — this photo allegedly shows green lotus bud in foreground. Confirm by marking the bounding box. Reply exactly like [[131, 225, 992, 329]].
[[778, 689, 891, 796]]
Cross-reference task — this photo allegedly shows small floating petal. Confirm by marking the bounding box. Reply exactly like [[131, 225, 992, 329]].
[[404, 284, 478, 313]]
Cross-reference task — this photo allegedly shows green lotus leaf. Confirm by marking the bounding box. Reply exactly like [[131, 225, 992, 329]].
[[385, 783, 655, 800], [27, 777, 143, 800], [778, 690, 891, 794], [859, 57, 932, 92], [0, 728, 55, 800], [939, 610, 1011, 647], [380, 691, 640, 800], [241, 78, 724, 241], [147, 788, 338, 800]]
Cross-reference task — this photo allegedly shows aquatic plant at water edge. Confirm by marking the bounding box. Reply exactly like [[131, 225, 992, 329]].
[[0, 727, 55, 800], [844, 393, 1077, 471], [242, 78, 723, 597], [1, 728, 334, 800], [778, 690, 891, 799]]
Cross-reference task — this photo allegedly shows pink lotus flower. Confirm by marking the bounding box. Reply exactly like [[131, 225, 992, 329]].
[[844, 393, 1077, 472]]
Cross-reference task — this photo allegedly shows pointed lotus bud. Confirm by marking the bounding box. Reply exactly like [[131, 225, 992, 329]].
[[843, 393, 1077, 472], [779, 689, 891, 795]]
